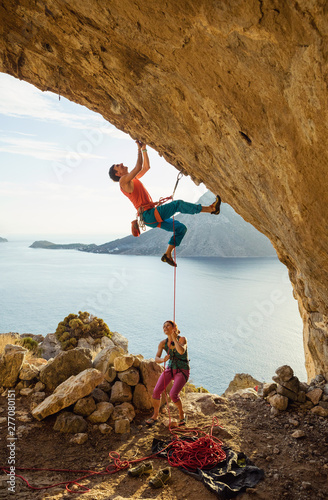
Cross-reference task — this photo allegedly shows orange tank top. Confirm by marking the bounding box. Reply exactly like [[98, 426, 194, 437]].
[[121, 178, 155, 211]]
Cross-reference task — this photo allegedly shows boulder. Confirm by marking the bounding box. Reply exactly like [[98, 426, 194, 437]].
[[263, 383, 277, 398], [110, 381, 133, 404], [114, 355, 134, 372], [0, 344, 27, 387], [111, 331, 128, 353], [93, 346, 123, 381], [31, 392, 46, 404], [19, 363, 39, 381], [132, 355, 144, 369], [53, 412, 87, 433], [117, 367, 140, 386], [39, 348, 92, 392], [87, 402, 114, 423], [111, 402, 135, 422], [268, 393, 289, 411], [114, 418, 130, 434], [306, 388, 323, 405], [69, 433, 88, 445], [232, 388, 259, 400], [32, 368, 104, 421], [277, 385, 299, 402], [34, 381, 45, 392], [297, 391, 307, 403], [91, 388, 110, 403], [139, 359, 163, 400], [40, 333, 62, 360], [73, 396, 97, 416], [291, 430, 306, 439], [96, 380, 111, 392], [77, 335, 115, 352], [132, 383, 153, 410], [99, 423, 113, 435], [280, 376, 300, 394], [223, 373, 261, 395], [274, 365, 294, 382], [20, 387, 34, 396], [310, 405, 328, 416]]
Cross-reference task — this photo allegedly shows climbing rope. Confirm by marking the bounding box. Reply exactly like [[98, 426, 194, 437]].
[[0, 416, 225, 494]]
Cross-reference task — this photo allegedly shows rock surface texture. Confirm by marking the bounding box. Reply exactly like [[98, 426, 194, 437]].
[[0, 1, 327, 379]]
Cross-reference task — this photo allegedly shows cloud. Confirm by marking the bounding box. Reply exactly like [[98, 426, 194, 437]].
[[0, 180, 110, 203], [0, 74, 127, 138], [0, 134, 106, 161]]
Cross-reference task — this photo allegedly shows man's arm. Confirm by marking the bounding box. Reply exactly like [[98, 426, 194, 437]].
[[136, 145, 150, 179], [119, 142, 149, 192]]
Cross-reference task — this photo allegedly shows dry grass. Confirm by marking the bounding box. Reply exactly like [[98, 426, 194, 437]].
[[0, 333, 19, 355], [0, 334, 41, 363]]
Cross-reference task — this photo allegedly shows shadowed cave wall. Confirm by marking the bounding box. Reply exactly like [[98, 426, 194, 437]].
[[1, 0, 327, 380]]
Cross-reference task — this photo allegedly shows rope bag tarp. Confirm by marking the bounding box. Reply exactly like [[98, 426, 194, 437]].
[[151, 437, 265, 499]]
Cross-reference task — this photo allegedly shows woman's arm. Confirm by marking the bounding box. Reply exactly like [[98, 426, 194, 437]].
[[155, 339, 170, 364], [172, 335, 187, 355]]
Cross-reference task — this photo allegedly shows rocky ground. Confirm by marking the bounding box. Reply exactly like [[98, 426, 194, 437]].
[[0, 390, 327, 500]]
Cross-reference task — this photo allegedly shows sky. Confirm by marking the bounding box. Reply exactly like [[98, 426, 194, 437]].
[[0, 73, 207, 243]]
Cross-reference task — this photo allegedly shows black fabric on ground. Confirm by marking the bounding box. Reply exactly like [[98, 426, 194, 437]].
[[152, 437, 264, 499]]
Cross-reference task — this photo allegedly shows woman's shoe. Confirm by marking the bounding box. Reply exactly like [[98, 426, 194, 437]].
[[149, 467, 171, 488], [128, 461, 153, 477]]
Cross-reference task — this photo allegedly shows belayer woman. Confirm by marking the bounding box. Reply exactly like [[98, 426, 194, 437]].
[[145, 320, 190, 426]]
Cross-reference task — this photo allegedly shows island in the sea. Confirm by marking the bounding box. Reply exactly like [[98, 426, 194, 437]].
[[0, 237, 8, 242], [30, 240, 97, 251], [29, 192, 277, 258]]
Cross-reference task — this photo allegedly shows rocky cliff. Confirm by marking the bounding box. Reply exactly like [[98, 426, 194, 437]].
[[1, 1, 327, 380]]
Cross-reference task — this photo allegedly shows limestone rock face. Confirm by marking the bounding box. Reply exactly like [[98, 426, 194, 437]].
[[1, 1, 328, 379]]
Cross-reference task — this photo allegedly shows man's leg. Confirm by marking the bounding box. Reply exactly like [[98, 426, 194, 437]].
[[142, 197, 221, 265]]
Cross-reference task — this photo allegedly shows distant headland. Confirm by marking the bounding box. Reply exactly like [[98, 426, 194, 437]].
[[29, 193, 277, 258], [30, 240, 96, 251]]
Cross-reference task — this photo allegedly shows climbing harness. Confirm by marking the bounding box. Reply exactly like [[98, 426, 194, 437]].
[[135, 172, 183, 233]]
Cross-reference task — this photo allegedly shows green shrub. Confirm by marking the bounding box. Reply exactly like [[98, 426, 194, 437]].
[[16, 337, 41, 356], [55, 311, 112, 351], [184, 381, 209, 394]]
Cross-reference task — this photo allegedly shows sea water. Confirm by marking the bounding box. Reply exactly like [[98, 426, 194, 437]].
[[0, 239, 306, 394]]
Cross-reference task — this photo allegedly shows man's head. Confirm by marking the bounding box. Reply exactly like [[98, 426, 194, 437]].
[[108, 163, 127, 182]]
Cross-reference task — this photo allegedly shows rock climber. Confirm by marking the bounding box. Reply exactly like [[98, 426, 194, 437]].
[[109, 140, 221, 267]]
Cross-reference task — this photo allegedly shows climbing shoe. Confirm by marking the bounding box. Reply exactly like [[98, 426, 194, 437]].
[[211, 194, 221, 214], [161, 254, 177, 267], [149, 467, 171, 488], [178, 417, 187, 426], [128, 461, 153, 477]]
